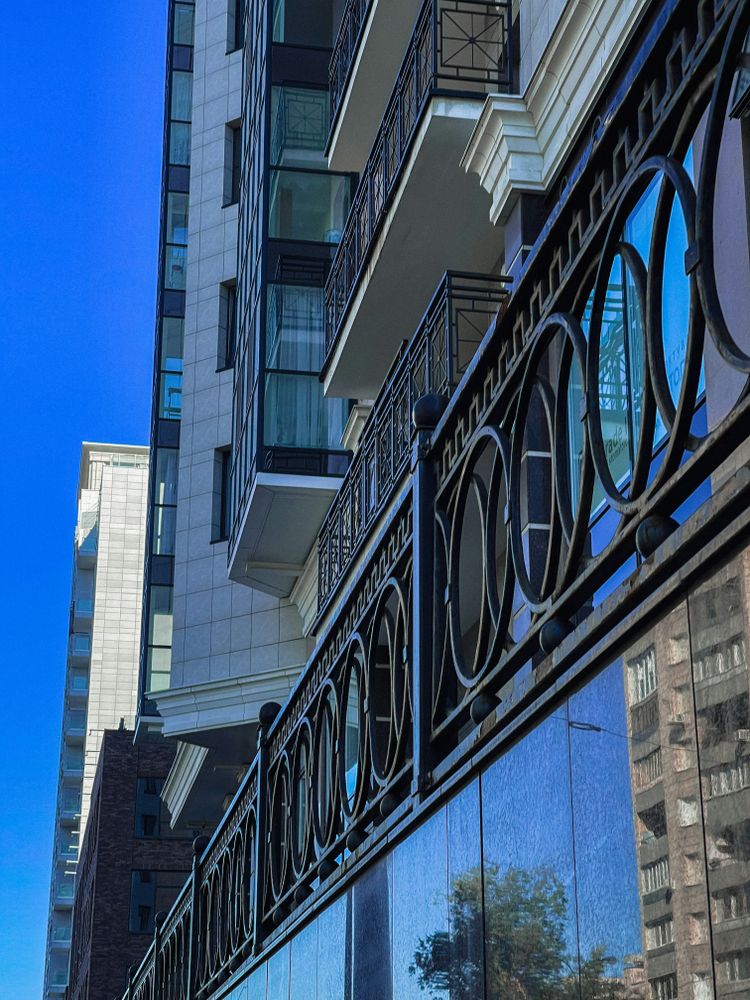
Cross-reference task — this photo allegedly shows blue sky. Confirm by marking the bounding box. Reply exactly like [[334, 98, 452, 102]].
[[0, 3, 166, 995]]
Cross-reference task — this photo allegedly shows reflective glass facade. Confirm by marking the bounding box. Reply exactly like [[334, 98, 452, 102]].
[[139, 0, 194, 711], [230, 0, 353, 552], [218, 538, 750, 1000]]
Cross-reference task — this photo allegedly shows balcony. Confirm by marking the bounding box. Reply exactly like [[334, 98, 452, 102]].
[[72, 597, 93, 628], [328, 0, 423, 171], [69, 633, 91, 662], [76, 514, 98, 566], [317, 271, 508, 615], [323, 0, 514, 399]]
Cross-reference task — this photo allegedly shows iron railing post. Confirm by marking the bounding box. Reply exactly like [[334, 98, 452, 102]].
[[253, 702, 280, 955], [186, 835, 208, 1000], [152, 912, 166, 1000], [410, 393, 444, 798]]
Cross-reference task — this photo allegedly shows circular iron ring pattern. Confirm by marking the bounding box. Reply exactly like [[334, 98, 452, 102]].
[[447, 427, 515, 686], [337, 635, 370, 822], [367, 577, 411, 785]]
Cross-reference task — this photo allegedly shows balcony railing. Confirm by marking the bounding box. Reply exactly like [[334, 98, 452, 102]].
[[324, 0, 513, 362], [317, 271, 509, 614], [329, 0, 375, 132], [116, 3, 750, 998]]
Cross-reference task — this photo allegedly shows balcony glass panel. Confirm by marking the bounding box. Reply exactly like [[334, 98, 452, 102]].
[[173, 2, 195, 45], [60, 790, 81, 813], [65, 709, 86, 732], [171, 70, 193, 121], [64, 749, 83, 771], [71, 634, 91, 655], [146, 646, 171, 693], [159, 371, 183, 419], [169, 121, 191, 165], [69, 670, 88, 692], [264, 373, 348, 451], [166, 192, 189, 244], [268, 168, 350, 244], [164, 245, 187, 289], [161, 317, 184, 372], [148, 586, 173, 647], [266, 282, 324, 371], [272, 0, 332, 47], [152, 506, 176, 556], [271, 86, 329, 168]]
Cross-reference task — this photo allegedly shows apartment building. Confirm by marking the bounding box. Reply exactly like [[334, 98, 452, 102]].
[[120, 0, 750, 998], [42, 443, 148, 998], [66, 728, 192, 1000]]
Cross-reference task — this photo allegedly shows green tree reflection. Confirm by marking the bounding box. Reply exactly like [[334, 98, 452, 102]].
[[411, 865, 627, 1000]]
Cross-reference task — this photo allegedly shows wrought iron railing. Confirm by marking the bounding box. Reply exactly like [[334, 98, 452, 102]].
[[329, 0, 375, 132], [324, 0, 513, 361], [317, 271, 509, 614], [117, 1, 750, 997]]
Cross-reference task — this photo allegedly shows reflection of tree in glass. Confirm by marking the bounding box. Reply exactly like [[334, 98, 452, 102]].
[[411, 865, 630, 1000]]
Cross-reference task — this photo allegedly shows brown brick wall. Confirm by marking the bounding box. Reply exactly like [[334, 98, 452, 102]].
[[68, 730, 193, 1000]]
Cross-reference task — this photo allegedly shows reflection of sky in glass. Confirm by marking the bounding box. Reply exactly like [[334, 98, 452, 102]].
[[290, 917, 317, 1000], [568, 661, 642, 974], [393, 809, 448, 1000], [267, 944, 290, 1000], [482, 713, 579, 964]]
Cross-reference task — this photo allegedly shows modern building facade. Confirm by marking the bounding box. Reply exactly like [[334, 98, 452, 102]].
[[120, 0, 750, 999], [66, 728, 193, 1000], [137, 0, 321, 839], [43, 443, 149, 998]]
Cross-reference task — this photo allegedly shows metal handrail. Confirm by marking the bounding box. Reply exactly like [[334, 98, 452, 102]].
[[317, 271, 509, 616]]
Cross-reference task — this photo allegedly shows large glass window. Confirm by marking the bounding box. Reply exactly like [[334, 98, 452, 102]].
[[173, 2, 195, 45], [152, 449, 178, 555], [135, 778, 163, 838], [272, 0, 333, 47], [271, 86, 329, 168], [171, 71, 193, 122], [268, 169, 350, 244], [146, 585, 173, 693], [264, 373, 347, 451]]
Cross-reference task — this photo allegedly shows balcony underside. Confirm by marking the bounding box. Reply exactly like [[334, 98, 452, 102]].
[[228, 472, 342, 596], [329, 0, 422, 173], [324, 98, 499, 400]]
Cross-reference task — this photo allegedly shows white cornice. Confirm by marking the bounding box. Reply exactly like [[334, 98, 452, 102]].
[[162, 741, 209, 825], [152, 665, 301, 741], [462, 0, 649, 225]]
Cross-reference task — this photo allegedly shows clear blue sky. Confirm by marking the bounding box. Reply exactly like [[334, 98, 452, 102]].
[[0, 3, 166, 995]]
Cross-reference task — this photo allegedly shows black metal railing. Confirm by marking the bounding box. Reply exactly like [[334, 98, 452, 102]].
[[116, 2, 750, 997], [329, 0, 375, 132], [324, 0, 513, 361], [317, 271, 509, 614]]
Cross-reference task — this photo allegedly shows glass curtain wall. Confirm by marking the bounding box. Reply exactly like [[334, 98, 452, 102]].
[[139, 0, 195, 712], [231, 0, 353, 550]]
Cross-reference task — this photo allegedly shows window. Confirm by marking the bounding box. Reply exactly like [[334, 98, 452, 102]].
[[130, 870, 156, 933], [135, 778, 163, 838], [173, 2, 195, 45], [146, 586, 173, 693], [715, 883, 750, 922], [678, 797, 699, 827], [268, 168, 350, 243], [642, 857, 670, 893], [152, 449, 178, 555], [628, 647, 657, 704], [218, 282, 237, 368], [721, 951, 750, 983], [129, 871, 187, 934], [225, 124, 242, 206], [650, 975, 677, 1000], [229, 0, 244, 51], [646, 917, 674, 949], [213, 449, 231, 542]]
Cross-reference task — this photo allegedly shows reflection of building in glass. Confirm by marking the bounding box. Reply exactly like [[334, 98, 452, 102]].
[[624, 552, 750, 1000]]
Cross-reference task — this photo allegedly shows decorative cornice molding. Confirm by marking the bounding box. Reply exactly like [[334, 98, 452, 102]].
[[462, 0, 649, 225], [162, 741, 209, 823], [153, 665, 301, 739]]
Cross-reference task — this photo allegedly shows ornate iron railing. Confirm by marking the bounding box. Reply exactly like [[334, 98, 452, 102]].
[[329, 0, 375, 133], [117, 1, 750, 996], [317, 271, 509, 615], [324, 0, 513, 360]]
